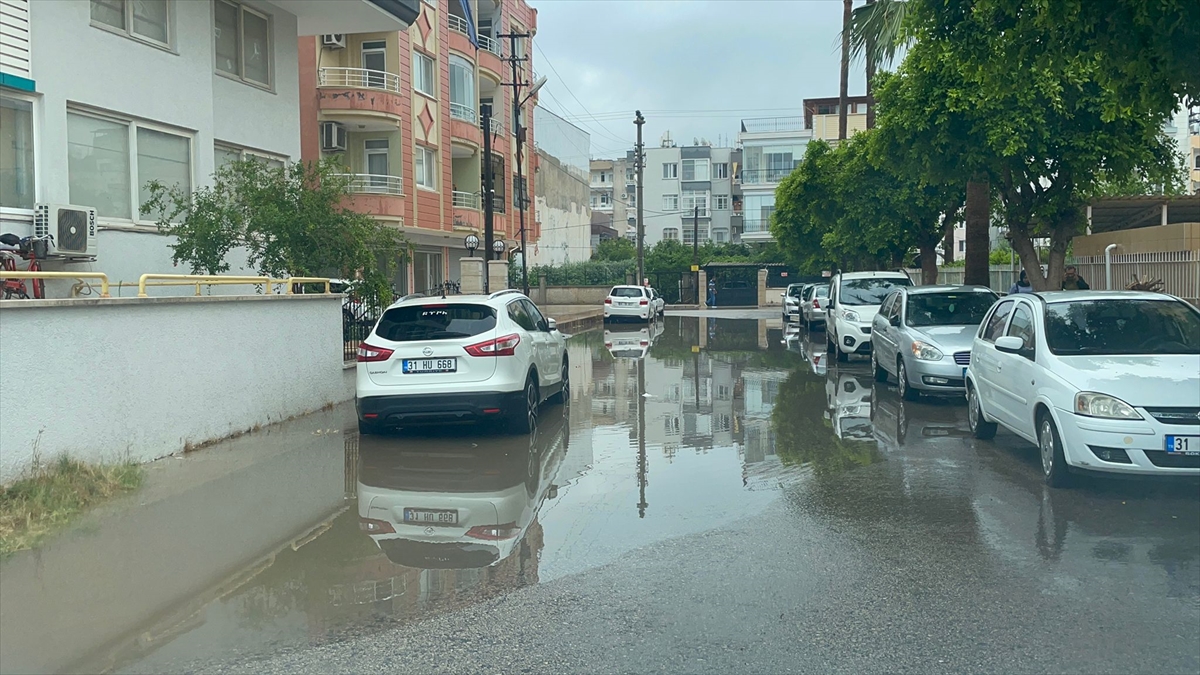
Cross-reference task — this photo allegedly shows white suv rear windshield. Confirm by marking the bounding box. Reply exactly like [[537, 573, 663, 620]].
[[611, 287, 644, 298], [375, 304, 497, 342], [839, 277, 912, 305]]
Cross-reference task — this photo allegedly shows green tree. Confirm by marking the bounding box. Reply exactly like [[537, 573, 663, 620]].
[[846, 0, 910, 128], [591, 237, 637, 262], [142, 157, 408, 300]]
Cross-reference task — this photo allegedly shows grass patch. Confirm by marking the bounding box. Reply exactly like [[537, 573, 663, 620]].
[[0, 456, 144, 557]]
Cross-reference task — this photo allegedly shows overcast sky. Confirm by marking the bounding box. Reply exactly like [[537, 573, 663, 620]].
[[529, 0, 868, 158]]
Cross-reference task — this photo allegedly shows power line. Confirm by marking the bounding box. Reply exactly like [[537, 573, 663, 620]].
[[533, 39, 633, 146]]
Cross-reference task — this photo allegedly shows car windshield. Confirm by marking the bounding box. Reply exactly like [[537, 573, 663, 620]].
[[1044, 299, 1200, 355], [374, 304, 497, 342], [813, 285, 829, 298], [788, 286, 804, 298], [839, 277, 911, 306], [906, 292, 998, 327], [611, 287, 644, 298]]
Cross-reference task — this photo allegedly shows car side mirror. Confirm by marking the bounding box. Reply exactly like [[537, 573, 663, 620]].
[[889, 315, 901, 327], [546, 318, 557, 332], [994, 336, 1024, 354]]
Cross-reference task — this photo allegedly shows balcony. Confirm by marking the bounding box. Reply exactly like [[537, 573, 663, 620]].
[[339, 173, 404, 196], [740, 168, 795, 185], [739, 117, 805, 134], [319, 67, 401, 94], [452, 191, 480, 209], [478, 34, 502, 56], [450, 102, 477, 124], [488, 116, 504, 137]]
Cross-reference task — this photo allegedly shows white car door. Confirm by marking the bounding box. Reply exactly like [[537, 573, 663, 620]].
[[521, 299, 559, 389], [972, 299, 1016, 427], [872, 291, 901, 373], [994, 300, 1040, 439]]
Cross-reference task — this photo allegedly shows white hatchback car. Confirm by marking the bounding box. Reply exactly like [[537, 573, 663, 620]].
[[827, 271, 913, 361], [356, 290, 569, 435], [966, 291, 1200, 486], [604, 285, 655, 323]]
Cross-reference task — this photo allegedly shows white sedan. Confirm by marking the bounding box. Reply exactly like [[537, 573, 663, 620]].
[[966, 291, 1200, 486]]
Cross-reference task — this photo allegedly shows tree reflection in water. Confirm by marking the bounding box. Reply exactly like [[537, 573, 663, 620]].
[[771, 368, 883, 476]]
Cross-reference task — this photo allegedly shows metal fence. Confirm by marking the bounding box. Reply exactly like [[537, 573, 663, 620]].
[[904, 266, 1020, 293], [342, 288, 384, 363], [1072, 250, 1200, 303]]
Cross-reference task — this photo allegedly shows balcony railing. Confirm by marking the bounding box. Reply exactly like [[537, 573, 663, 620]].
[[478, 34, 501, 56], [740, 168, 796, 185], [452, 191, 480, 209], [448, 13, 470, 36], [450, 102, 477, 124], [318, 67, 401, 94], [336, 173, 404, 196], [740, 117, 805, 133], [488, 116, 504, 136]]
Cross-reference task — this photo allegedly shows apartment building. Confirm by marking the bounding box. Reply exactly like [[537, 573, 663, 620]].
[[298, 0, 538, 293], [803, 95, 869, 144], [635, 137, 740, 246], [736, 117, 813, 242], [589, 157, 632, 239], [531, 104, 590, 266], [0, 0, 419, 289]]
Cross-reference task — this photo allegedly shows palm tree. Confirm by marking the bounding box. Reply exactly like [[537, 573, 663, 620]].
[[844, 0, 910, 129]]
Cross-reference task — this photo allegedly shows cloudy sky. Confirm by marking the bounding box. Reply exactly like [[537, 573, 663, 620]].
[[530, 0, 867, 159]]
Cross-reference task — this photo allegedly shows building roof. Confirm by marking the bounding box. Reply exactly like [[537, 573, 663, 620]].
[[1087, 195, 1200, 233]]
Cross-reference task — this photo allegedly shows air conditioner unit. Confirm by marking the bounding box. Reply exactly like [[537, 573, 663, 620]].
[[322, 34, 346, 49], [34, 204, 98, 257], [320, 121, 347, 152], [620, 193, 628, 199]]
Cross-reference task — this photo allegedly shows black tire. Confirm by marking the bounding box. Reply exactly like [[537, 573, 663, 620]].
[[897, 358, 919, 401], [968, 384, 997, 440], [549, 358, 570, 404], [827, 330, 835, 355], [871, 349, 889, 383], [507, 376, 539, 434], [358, 419, 387, 435], [836, 343, 849, 362], [1039, 413, 1072, 488]]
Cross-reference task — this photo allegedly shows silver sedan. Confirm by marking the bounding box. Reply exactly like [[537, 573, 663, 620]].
[[870, 285, 999, 400]]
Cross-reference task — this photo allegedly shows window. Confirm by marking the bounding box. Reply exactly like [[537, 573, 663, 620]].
[[817, 103, 838, 115], [449, 55, 476, 122], [520, 299, 547, 329], [1005, 304, 1035, 352], [600, 192, 610, 206], [681, 189, 709, 216], [626, 168, 634, 182], [662, 163, 677, 179], [412, 250, 443, 293], [361, 40, 387, 88], [713, 229, 728, 243], [67, 110, 192, 222], [214, 143, 285, 172], [0, 95, 35, 210], [1043, 299, 1200, 355], [214, 1, 271, 88], [415, 145, 436, 190], [490, 154, 505, 212], [91, 0, 170, 47], [958, 239, 966, 252], [662, 228, 679, 241], [600, 171, 609, 183], [681, 158, 709, 181], [837, 277, 911, 306], [513, 175, 527, 209], [507, 300, 538, 331], [682, 226, 708, 244], [374, 303, 496, 342], [713, 162, 729, 179], [981, 300, 1014, 342], [714, 194, 730, 211], [662, 194, 679, 211], [412, 51, 435, 96], [364, 139, 390, 189], [905, 291, 999, 327]]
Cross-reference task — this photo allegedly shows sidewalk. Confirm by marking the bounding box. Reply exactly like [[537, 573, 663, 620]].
[[540, 304, 602, 332]]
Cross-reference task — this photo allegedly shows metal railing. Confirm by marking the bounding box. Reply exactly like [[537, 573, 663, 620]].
[[318, 67, 402, 94], [452, 191, 480, 209], [488, 116, 504, 136], [1073, 250, 1200, 303], [740, 117, 805, 133], [478, 34, 501, 55], [448, 13, 470, 36], [740, 168, 796, 185], [335, 173, 404, 196], [136, 274, 334, 298], [0, 271, 112, 298], [450, 102, 477, 123]]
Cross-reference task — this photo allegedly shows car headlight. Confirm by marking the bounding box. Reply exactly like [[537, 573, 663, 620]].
[[1074, 392, 1142, 420], [910, 341, 944, 361], [842, 310, 860, 322]]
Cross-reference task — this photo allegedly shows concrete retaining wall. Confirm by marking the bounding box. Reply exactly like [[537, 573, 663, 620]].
[[0, 294, 350, 482], [529, 285, 611, 306]]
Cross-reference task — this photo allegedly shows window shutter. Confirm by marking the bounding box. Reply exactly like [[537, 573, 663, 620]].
[[0, 0, 32, 80]]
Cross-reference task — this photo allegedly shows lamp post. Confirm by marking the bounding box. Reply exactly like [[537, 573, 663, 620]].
[[492, 239, 506, 258], [464, 234, 480, 257]]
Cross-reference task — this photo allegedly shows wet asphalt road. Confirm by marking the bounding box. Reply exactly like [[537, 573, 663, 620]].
[[2, 312, 1197, 674]]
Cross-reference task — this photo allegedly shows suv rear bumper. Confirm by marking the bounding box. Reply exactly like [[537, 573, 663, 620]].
[[358, 390, 525, 426]]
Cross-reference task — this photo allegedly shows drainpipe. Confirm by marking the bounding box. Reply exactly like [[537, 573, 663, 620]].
[[1104, 243, 1119, 290]]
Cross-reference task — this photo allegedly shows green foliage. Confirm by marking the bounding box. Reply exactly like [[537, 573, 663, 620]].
[[142, 157, 409, 302], [590, 237, 637, 261], [523, 259, 634, 286]]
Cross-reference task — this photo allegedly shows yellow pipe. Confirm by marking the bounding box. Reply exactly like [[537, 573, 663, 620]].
[[1, 271, 111, 298], [283, 277, 333, 293], [137, 274, 273, 298]]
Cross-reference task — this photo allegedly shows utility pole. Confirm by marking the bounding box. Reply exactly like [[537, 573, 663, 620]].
[[481, 103, 495, 292], [637, 357, 648, 518], [692, 205, 699, 304], [634, 111, 645, 284], [500, 30, 533, 296]]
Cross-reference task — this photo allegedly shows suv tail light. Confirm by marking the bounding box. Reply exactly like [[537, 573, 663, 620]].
[[639, 299, 648, 306], [359, 518, 395, 534], [605, 297, 612, 304], [357, 343, 394, 362], [464, 333, 521, 357], [465, 522, 520, 540]]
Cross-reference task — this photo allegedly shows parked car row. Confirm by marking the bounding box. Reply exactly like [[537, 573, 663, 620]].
[[797, 270, 1200, 486]]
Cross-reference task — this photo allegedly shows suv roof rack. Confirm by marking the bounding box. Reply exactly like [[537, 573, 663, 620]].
[[489, 289, 523, 299]]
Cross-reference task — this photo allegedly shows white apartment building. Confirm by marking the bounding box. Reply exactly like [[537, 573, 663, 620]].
[[0, 0, 417, 290], [637, 138, 739, 246], [736, 117, 812, 242], [589, 156, 632, 238]]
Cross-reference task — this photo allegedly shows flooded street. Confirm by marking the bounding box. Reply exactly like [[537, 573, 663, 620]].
[[2, 313, 1197, 674]]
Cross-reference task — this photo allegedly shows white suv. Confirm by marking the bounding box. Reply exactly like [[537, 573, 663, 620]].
[[827, 271, 913, 361], [604, 285, 654, 322], [356, 290, 569, 435]]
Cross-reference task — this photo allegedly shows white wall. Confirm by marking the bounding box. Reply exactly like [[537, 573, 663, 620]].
[[0, 294, 349, 482], [531, 195, 589, 266]]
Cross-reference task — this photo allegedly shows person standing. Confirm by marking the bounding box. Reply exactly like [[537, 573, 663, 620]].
[[1008, 270, 1034, 294], [1061, 265, 1090, 290], [707, 277, 717, 307]]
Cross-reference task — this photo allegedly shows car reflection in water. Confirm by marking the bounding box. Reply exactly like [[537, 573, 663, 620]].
[[870, 382, 973, 452], [357, 406, 569, 571], [827, 369, 874, 441], [604, 321, 664, 360], [797, 329, 828, 377]]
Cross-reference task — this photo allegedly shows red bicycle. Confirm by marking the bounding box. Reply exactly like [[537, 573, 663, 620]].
[[1, 233, 51, 300]]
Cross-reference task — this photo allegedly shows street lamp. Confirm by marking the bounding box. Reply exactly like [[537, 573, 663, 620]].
[[464, 233, 480, 257], [492, 239, 506, 258]]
